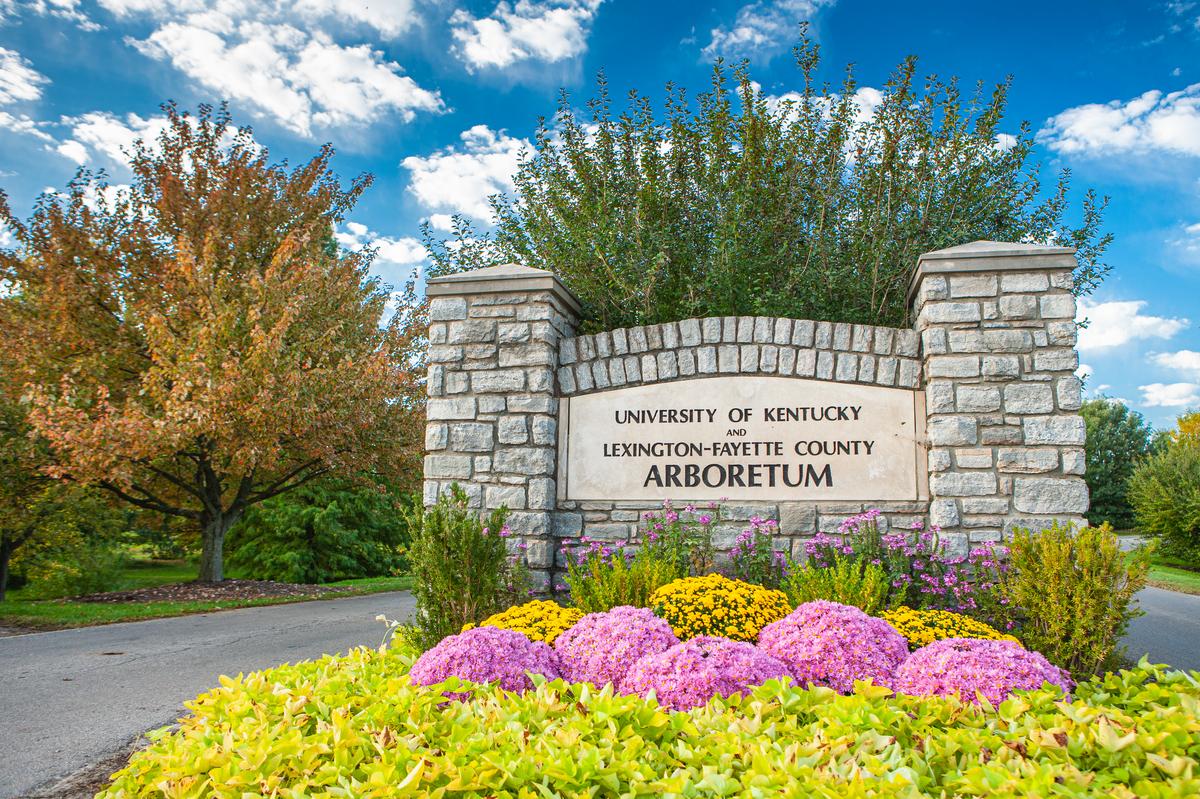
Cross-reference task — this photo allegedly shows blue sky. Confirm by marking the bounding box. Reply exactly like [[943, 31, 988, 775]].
[[0, 0, 1198, 428]]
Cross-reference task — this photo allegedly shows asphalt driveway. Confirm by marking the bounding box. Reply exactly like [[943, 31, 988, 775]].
[[0, 591, 415, 799]]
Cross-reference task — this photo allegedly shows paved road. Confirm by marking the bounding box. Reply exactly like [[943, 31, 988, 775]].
[[1123, 586, 1200, 672], [0, 591, 415, 799]]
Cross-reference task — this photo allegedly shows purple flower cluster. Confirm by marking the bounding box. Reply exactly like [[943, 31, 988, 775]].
[[559, 536, 634, 569], [893, 638, 1073, 706], [805, 512, 1011, 627], [409, 626, 561, 698], [727, 516, 789, 588], [758, 600, 909, 693], [620, 635, 791, 711], [554, 606, 679, 687]]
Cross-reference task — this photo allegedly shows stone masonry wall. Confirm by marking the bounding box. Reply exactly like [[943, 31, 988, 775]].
[[911, 243, 1088, 543], [423, 242, 1090, 590]]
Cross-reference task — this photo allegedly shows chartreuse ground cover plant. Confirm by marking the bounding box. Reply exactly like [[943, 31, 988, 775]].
[[98, 645, 1200, 798]]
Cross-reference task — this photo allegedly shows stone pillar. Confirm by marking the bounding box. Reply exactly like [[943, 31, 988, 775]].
[[424, 264, 581, 589], [910, 241, 1088, 549]]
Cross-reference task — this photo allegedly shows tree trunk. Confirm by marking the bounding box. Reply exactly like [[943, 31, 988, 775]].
[[197, 512, 240, 583], [0, 539, 11, 603]]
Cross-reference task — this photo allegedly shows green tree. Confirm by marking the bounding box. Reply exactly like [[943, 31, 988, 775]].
[[1081, 398, 1154, 528], [1129, 411, 1200, 565], [0, 104, 426, 583], [225, 478, 411, 584], [426, 37, 1110, 331]]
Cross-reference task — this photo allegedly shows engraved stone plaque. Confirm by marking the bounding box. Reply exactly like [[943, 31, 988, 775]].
[[559, 376, 927, 502]]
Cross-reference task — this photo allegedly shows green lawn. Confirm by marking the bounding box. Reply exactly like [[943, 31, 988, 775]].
[[1146, 562, 1200, 596], [0, 560, 412, 631]]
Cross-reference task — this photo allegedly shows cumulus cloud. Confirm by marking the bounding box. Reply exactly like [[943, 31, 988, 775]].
[[1076, 298, 1190, 351], [335, 221, 426, 271], [1038, 83, 1200, 157], [131, 21, 442, 137], [0, 47, 49, 105], [401, 124, 528, 222], [1, 0, 100, 30], [57, 110, 169, 164], [0, 110, 54, 143], [1153, 349, 1200, 378], [91, 2, 436, 137], [703, 0, 833, 61], [1139, 382, 1200, 407], [451, 0, 603, 71]]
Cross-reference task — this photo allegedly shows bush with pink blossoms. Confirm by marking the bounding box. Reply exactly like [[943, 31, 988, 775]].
[[409, 626, 560, 698], [620, 635, 790, 710], [758, 600, 908, 693], [893, 638, 1073, 706], [554, 605, 679, 687]]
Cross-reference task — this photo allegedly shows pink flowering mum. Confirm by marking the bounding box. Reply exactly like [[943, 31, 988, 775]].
[[409, 626, 561, 698], [555, 606, 679, 688], [758, 600, 908, 693], [893, 638, 1073, 706], [620, 635, 791, 711]]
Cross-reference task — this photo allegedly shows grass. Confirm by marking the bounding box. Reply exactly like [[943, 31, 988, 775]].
[[1146, 562, 1200, 596], [0, 559, 412, 631]]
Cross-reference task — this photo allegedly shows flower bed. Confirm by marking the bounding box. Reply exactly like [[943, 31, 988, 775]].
[[882, 605, 1020, 650], [650, 573, 790, 642], [99, 647, 1200, 797]]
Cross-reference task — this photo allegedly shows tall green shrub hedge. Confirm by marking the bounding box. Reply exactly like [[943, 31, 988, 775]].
[[1129, 439, 1200, 565]]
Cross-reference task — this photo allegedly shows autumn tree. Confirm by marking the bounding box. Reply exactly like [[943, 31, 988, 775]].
[[427, 36, 1111, 331], [0, 104, 425, 582]]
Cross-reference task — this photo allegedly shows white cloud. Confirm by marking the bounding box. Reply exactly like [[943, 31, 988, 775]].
[[99, 2, 438, 137], [2, 0, 100, 30], [402, 124, 528, 222], [427, 213, 456, 232], [335, 221, 426, 270], [0, 47, 49, 105], [59, 110, 169, 164], [451, 0, 604, 71], [1168, 221, 1200, 263], [704, 0, 833, 61], [0, 221, 14, 249], [1076, 298, 1190, 351], [1139, 382, 1200, 407], [0, 110, 54, 142], [1153, 349, 1200, 378], [1038, 83, 1200, 157], [1076, 362, 1093, 382]]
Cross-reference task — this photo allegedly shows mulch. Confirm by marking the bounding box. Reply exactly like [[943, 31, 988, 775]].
[[73, 579, 354, 604]]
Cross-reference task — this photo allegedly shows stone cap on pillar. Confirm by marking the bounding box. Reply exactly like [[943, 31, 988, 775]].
[[908, 240, 1076, 306], [426, 263, 583, 318]]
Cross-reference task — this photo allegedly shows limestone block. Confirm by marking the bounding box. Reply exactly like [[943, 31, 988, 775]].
[[835, 353, 857, 381], [999, 295, 1037, 320], [814, 321, 832, 348], [1003, 383, 1054, 414], [796, 349, 817, 377], [760, 345, 779, 373], [702, 317, 722, 343], [448, 319, 496, 344], [497, 415, 529, 445], [531, 416, 557, 445], [429, 297, 468, 321], [930, 498, 960, 527], [778, 346, 797, 375], [1039, 294, 1076, 319], [641, 353, 659, 381], [773, 318, 793, 345], [954, 448, 994, 469], [1023, 416, 1086, 445], [425, 423, 448, 450], [949, 274, 998, 297], [1033, 349, 1078, 372], [528, 478, 556, 510], [679, 318, 702, 346], [427, 397, 477, 420], [449, 422, 494, 452], [779, 503, 817, 534], [494, 447, 555, 476], [424, 454, 473, 479], [996, 447, 1059, 473], [930, 471, 998, 497], [956, 386, 1001, 412], [1013, 477, 1089, 514], [485, 484, 526, 510], [1000, 273, 1049, 293], [928, 355, 980, 378], [655, 350, 678, 379], [923, 302, 982, 324], [718, 344, 739, 373], [678, 348, 697, 376], [928, 416, 978, 446], [792, 320, 815, 348], [471, 370, 526, 393]]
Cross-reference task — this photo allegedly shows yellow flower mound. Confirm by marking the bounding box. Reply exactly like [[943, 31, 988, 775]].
[[464, 600, 584, 645], [881, 606, 1020, 650], [650, 574, 791, 642]]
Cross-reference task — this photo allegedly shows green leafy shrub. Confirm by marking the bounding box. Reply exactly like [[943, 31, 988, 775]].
[[1003, 521, 1150, 678], [12, 487, 130, 599], [1129, 438, 1200, 565], [638, 500, 716, 576], [404, 485, 527, 649], [98, 648, 1200, 798], [727, 516, 787, 588], [560, 540, 678, 613], [226, 478, 411, 583], [782, 555, 889, 615], [426, 41, 1110, 332]]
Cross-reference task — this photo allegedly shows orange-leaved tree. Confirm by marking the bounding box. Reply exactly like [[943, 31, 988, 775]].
[[0, 104, 425, 582]]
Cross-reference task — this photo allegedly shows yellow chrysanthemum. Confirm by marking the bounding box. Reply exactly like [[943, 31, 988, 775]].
[[880, 606, 1020, 650], [649, 574, 790, 643], [464, 600, 584, 645]]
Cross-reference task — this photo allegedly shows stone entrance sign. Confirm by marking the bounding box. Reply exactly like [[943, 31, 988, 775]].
[[559, 376, 926, 502], [423, 241, 1090, 589]]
